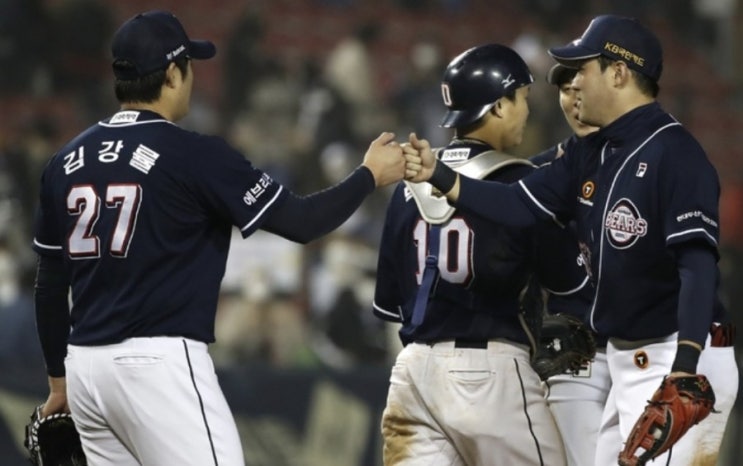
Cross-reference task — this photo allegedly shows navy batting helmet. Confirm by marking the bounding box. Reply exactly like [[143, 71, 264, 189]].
[[440, 44, 533, 128]]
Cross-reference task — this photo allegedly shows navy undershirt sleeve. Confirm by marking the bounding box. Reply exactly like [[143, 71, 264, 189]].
[[261, 166, 375, 243], [453, 176, 540, 228], [34, 254, 71, 377], [673, 242, 717, 347]]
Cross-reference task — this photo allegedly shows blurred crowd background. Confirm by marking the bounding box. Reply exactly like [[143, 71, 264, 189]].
[[1, 0, 742, 464]]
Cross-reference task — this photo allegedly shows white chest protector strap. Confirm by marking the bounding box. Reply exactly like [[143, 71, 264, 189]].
[[403, 149, 535, 225]]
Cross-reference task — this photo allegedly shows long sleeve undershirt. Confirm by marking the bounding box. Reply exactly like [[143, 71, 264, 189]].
[[261, 166, 375, 243], [673, 243, 717, 347], [34, 255, 71, 377]]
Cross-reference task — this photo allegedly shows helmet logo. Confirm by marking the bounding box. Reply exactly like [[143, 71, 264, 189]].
[[441, 83, 452, 106], [502, 73, 516, 89]]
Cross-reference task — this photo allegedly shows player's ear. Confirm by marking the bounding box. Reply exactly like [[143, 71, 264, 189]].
[[613, 61, 631, 86], [164, 62, 180, 89], [492, 99, 505, 118]]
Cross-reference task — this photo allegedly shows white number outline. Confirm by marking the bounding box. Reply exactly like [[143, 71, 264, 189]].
[[413, 217, 474, 285], [67, 184, 142, 259]]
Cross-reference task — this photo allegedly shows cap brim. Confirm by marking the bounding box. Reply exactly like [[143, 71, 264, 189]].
[[548, 44, 600, 67], [439, 104, 493, 128], [190, 40, 216, 60], [546, 64, 576, 86]]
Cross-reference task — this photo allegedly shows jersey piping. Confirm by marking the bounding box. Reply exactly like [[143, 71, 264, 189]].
[[667, 228, 717, 245], [33, 239, 63, 250], [98, 119, 175, 128], [239, 185, 284, 232], [545, 275, 590, 296], [517, 180, 565, 228], [589, 121, 680, 331], [373, 301, 403, 321]]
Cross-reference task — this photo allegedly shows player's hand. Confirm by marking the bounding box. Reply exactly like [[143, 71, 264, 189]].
[[404, 132, 436, 183], [41, 376, 69, 417], [362, 132, 405, 187]]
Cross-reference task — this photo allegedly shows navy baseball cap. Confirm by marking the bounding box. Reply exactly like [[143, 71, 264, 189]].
[[112, 10, 216, 80], [546, 63, 576, 86], [548, 15, 663, 82]]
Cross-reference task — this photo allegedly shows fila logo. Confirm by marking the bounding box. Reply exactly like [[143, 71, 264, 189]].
[[636, 162, 647, 177], [502, 73, 516, 88], [441, 83, 452, 106]]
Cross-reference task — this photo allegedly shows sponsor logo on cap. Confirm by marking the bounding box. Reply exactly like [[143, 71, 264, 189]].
[[603, 42, 645, 68], [166, 44, 186, 61]]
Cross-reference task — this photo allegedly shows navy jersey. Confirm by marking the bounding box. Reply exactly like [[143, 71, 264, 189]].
[[33, 110, 288, 345], [373, 140, 589, 346], [517, 103, 720, 341], [529, 138, 567, 167]]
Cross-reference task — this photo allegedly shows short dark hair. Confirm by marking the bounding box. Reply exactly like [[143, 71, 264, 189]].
[[597, 55, 659, 98], [114, 56, 190, 103]]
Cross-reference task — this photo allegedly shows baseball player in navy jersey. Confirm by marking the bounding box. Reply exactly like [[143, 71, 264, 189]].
[[373, 44, 591, 466], [31, 10, 406, 466], [404, 15, 738, 465], [532, 63, 613, 466]]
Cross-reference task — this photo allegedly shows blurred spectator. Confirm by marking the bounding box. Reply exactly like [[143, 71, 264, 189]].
[[221, 7, 282, 131], [48, 0, 115, 119], [0, 0, 52, 96], [391, 37, 450, 148], [308, 235, 389, 368], [324, 20, 390, 142], [226, 63, 300, 187], [523, 0, 588, 32], [510, 21, 556, 155], [0, 238, 45, 393], [0, 117, 56, 271], [692, 0, 736, 76], [293, 58, 356, 193], [213, 230, 310, 367], [324, 20, 381, 109]]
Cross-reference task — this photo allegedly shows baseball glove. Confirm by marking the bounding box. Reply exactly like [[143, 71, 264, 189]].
[[24, 405, 87, 466], [530, 313, 596, 381], [618, 374, 716, 466]]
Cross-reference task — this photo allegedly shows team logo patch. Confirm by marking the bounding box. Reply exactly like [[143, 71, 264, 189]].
[[604, 198, 647, 249], [581, 181, 595, 199], [634, 350, 649, 369]]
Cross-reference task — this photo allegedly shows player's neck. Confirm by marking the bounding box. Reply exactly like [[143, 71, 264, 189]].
[[120, 101, 174, 121]]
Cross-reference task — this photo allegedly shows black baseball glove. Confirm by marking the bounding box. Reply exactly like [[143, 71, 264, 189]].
[[24, 405, 87, 466], [531, 313, 596, 380]]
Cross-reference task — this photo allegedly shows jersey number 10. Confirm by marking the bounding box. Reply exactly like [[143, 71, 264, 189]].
[[413, 218, 473, 286]]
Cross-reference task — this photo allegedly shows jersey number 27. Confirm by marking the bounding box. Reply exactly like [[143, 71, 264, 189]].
[[67, 184, 142, 259]]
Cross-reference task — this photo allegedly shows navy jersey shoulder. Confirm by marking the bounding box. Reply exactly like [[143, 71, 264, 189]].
[[533, 104, 721, 341], [33, 110, 288, 345], [373, 140, 589, 345]]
